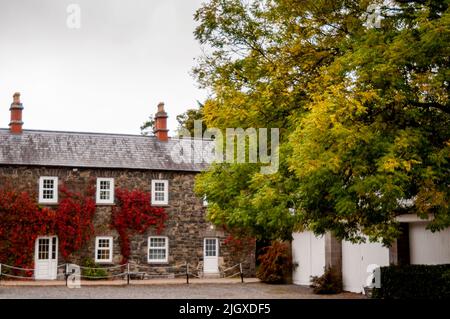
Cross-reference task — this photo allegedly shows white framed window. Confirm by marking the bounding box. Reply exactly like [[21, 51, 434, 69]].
[[96, 178, 114, 204], [95, 236, 113, 263], [203, 196, 208, 207], [38, 176, 58, 204], [148, 236, 169, 263], [151, 180, 168, 205]]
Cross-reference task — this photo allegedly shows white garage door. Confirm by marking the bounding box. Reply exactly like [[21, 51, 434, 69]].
[[342, 240, 389, 293], [292, 231, 325, 285], [409, 223, 450, 265]]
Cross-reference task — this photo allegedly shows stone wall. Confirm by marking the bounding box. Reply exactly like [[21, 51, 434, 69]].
[[0, 165, 256, 277]]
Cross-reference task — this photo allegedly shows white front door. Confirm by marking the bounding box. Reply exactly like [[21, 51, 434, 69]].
[[203, 238, 219, 274], [35, 236, 58, 280], [292, 231, 325, 285]]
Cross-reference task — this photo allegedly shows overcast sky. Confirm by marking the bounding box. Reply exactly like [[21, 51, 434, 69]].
[[0, 0, 207, 135]]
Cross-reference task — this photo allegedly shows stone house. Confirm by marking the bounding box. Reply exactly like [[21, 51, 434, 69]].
[[0, 93, 255, 280]]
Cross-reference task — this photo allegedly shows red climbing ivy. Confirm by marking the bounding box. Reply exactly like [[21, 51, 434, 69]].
[[0, 186, 96, 273], [56, 186, 96, 259], [0, 184, 168, 271], [221, 225, 255, 257], [224, 234, 256, 257], [111, 188, 168, 263], [0, 189, 55, 270]]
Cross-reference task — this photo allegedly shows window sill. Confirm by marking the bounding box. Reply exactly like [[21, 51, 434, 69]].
[[96, 203, 115, 206], [94, 261, 114, 265], [39, 202, 59, 205], [151, 204, 169, 207], [147, 261, 169, 265]]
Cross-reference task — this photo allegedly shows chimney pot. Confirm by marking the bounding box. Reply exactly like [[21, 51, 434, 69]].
[[9, 92, 24, 134], [154, 102, 168, 142], [13, 92, 21, 104], [157, 102, 165, 113]]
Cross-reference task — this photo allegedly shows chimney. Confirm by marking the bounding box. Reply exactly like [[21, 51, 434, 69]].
[[9, 92, 23, 134], [154, 102, 168, 142]]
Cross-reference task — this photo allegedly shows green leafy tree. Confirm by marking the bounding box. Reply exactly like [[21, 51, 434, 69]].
[[140, 114, 155, 136], [176, 101, 207, 136], [288, 0, 450, 244], [193, 0, 449, 244]]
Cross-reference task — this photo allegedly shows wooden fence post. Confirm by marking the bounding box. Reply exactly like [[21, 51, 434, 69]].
[[127, 263, 130, 285], [65, 264, 69, 287], [240, 263, 244, 283], [186, 262, 189, 284]]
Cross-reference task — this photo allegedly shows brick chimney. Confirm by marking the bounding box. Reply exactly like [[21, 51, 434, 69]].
[[154, 102, 168, 142], [9, 92, 23, 134]]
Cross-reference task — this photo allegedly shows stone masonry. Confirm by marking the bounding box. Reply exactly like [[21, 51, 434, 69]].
[[0, 165, 256, 277]]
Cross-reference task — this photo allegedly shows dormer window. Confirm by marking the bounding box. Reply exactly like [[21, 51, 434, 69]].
[[39, 177, 58, 204], [151, 180, 168, 205]]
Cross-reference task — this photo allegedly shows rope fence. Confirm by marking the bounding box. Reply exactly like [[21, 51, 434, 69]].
[[0, 263, 35, 280], [0, 261, 245, 286]]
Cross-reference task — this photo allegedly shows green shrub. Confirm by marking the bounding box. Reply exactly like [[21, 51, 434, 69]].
[[256, 241, 292, 284], [372, 264, 450, 299], [310, 266, 343, 294], [80, 257, 109, 280]]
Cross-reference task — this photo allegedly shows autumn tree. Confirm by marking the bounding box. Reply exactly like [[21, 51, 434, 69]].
[[176, 101, 207, 136], [193, 0, 449, 244]]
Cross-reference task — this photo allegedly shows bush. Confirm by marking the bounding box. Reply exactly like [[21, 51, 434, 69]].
[[256, 241, 292, 284], [81, 257, 109, 280], [310, 266, 343, 294], [372, 264, 450, 299]]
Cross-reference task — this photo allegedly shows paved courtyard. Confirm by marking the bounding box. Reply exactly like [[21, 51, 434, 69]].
[[0, 282, 365, 299]]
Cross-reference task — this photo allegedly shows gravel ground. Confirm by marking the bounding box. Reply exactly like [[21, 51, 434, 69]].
[[0, 283, 365, 299]]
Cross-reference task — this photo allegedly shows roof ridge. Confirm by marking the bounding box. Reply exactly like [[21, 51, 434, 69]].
[[0, 128, 213, 141], [0, 128, 153, 138]]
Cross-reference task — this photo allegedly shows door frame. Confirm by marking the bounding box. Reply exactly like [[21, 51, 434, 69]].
[[34, 235, 58, 280]]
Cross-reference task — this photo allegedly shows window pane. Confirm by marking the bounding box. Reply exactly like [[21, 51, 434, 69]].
[[100, 181, 110, 190], [99, 239, 110, 248], [205, 239, 217, 257], [150, 237, 166, 247], [155, 192, 164, 202], [43, 189, 53, 199], [96, 238, 111, 261], [98, 179, 113, 202], [149, 248, 166, 260], [148, 237, 167, 261], [43, 179, 53, 189], [51, 237, 56, 259], [100, 190, 110, 200], [97, 249, 110, 260], [41, 178, 56, 200], [38, 238, 50, 260]]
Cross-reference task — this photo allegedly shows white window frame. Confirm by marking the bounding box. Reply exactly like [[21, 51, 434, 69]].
[[151, 180, 169, 205], [38, 176, 58, 204], [95, 236, 113, 263], [147, 236, 169, 263], [96, 178, 115, 204]]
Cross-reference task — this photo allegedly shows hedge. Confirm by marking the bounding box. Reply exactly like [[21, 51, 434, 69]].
[[372, 264, 450, 299]]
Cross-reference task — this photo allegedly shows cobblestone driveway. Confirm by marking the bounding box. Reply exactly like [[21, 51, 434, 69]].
[[0, 283, 365, 299]]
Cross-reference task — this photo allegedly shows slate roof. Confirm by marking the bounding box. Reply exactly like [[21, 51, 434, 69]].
[[0, 129, 213, 172]]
